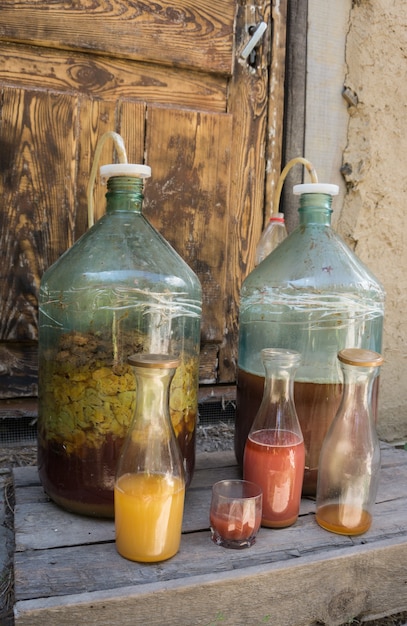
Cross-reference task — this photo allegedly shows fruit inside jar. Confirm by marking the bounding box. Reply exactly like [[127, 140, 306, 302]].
[[38, 329, 198, 517]]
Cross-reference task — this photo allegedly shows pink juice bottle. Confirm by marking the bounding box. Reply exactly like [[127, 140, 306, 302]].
[[243, 349, 305, 528]]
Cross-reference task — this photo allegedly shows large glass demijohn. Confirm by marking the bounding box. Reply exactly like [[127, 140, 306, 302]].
[[38, 154, 202, 517], [235, 183, 385, 495]]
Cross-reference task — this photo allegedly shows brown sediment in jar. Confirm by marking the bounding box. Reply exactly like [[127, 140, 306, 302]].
[[38, 330, 198, 515], [37, 433, 124, 517]]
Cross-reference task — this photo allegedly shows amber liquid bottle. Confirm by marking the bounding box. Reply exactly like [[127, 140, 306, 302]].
[[315, 348, 383, 536]]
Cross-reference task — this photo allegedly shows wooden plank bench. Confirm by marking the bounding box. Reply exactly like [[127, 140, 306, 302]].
[[12, 444, 407, 625]]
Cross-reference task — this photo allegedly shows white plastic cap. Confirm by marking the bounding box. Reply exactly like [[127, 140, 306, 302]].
[[100, 163, 151, 183], [293, 183, 339, 196]]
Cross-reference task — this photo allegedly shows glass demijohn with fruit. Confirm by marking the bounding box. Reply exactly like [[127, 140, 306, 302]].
[[37, 134, 202, 517]]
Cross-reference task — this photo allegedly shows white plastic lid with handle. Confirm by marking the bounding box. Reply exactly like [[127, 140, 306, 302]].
[[293, 183, 339, 196], [100, 163, 151, 183]]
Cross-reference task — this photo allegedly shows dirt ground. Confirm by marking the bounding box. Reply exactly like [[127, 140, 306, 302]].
[[1, 440, 407, 626]]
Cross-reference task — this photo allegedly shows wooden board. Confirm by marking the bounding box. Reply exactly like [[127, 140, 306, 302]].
[[0, 42, 227, 110], [12, 445, 407, 625], [0, 0, 235, 75], [0, 0, 281, 393]]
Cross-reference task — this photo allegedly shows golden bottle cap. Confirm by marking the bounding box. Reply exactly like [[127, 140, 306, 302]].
[[338, 348, 383, 368], [128, 354, 180, 369]]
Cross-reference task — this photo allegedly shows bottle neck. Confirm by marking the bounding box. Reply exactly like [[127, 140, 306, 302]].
[[298, 193, 333, 226], [340, 363, 379, 421], [105, 176, 144, 214], [132, 367, 175, 429], [262, 362, 296, 403], [254, 349, 302, 436]]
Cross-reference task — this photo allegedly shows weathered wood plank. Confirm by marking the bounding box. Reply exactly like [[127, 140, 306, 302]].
[[264, 0, 287, 220], [143, 106, 233, 344], [12, 445, 405, 549], [75, 98, 119, 234], [12, 446, 407, 625], [14, 511, 353, 600], [0, 87, 78, 341], [281, 0, 308, 232], [218, 0, 272, 382], [0, 343, 38, 399], [12, 462, 404, 555], [0, 0, 235, 75], [12, 458, 240, 550], [0, 397, 37, 419], [0, 42, 227, 111], [198, 343, 219, 384], [14, 537, 407, 626]]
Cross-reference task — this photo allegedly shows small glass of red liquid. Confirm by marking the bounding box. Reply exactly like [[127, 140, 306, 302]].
[[209, 479, 262, 549]]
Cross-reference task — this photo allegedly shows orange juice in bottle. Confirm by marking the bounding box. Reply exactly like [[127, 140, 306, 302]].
[[115, 473, 185, 562], [114, 354, 185, 562]]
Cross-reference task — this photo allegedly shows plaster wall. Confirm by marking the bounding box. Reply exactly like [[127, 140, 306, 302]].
[[305, 0, 407, 442]]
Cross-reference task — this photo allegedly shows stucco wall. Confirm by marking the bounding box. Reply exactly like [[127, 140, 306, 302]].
[[340, 1, 407, 441], [305, 1, 407, 442]]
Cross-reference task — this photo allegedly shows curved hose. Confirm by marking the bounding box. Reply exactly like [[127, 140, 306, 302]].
[[87, 131, 128, 227], [272, 156, 318, 215]]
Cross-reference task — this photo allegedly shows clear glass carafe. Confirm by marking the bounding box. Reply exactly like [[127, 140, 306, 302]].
[[38, 162, 202, 517], [115, 354, 185, 562], [235, 183, 385, 496], [315, 348, 383, 535], [243, 349, 305, 528]]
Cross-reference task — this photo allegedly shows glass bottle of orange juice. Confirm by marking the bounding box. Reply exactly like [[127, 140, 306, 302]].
[[114, 354, 185, 562]]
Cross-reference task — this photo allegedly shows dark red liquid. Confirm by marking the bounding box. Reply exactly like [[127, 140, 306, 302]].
[[38, 428, 195, 518], [37, 433, 121, 517], [244, 429, 305, 527], [235, 368, 342, 496], [210, 503, 261, 541], [235, 368, 379, 496]]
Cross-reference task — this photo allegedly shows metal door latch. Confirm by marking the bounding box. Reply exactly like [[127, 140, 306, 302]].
[[240, 21, 267, 67]]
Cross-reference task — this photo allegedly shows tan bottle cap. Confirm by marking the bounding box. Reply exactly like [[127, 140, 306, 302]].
[[338, 348, 384, 367], [128, 354, 180, 369]]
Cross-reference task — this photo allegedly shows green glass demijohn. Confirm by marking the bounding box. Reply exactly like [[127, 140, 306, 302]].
[[38, 160, 202, 517], [235, 183, 385, 495]]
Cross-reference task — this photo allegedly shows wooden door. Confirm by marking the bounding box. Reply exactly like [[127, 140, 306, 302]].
[[0, 1, 286, 409]]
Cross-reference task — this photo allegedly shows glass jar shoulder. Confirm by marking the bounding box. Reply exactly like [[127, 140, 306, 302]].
[[242, 225, 385, 299], [41, 212, 201, 297]]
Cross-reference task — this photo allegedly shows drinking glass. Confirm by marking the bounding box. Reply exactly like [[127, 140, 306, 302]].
[[209, 479, 262, 549]]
